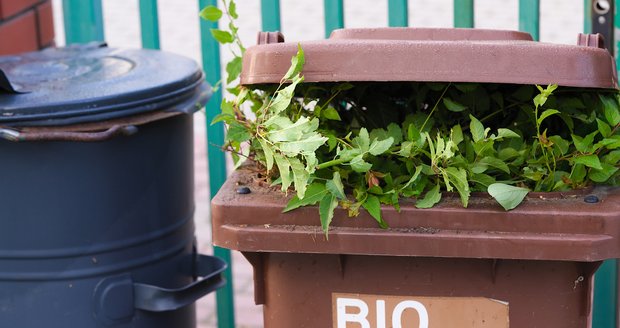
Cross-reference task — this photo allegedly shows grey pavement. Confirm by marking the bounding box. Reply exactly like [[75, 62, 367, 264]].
[[51, 1, 584, 327]]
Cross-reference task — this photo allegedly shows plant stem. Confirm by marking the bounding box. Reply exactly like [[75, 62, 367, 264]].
[[421, 83, 451, 132], [316, 157, 349, 170]]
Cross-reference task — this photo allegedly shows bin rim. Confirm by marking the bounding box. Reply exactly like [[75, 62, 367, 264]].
[[212, 168, 620, 262], [0, 44, 210, 127]]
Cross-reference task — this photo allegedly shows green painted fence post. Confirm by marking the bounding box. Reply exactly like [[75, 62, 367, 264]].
[[62, 0, 104, 44], [518, 0, 540, 40], [198, 1, 235, 328], [584, 0, 592, 34], [610, 0, 620, 65], [139, 0, 160, 49], [324, 0, 344, 38], [592, 2, 619, 326], [593, 260, 618, 328], [261, 0, 281, 31], [388, 0, 408, 27], [453, 0, 474, 28]]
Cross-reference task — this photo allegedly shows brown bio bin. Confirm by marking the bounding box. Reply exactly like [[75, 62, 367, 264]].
[[212, 28, 620, 327]]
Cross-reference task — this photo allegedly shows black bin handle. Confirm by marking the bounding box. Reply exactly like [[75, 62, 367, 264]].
[[133, 254, 227, 312]]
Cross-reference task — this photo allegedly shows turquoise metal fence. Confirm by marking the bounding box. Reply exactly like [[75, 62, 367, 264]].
[[59, 1, 618, 327]]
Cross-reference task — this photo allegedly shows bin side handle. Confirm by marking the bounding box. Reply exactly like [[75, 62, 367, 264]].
[[133, 254, 227, 312], [0, 124, 138, 142]]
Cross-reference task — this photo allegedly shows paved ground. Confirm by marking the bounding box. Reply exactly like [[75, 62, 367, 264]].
[[50, 1, 584, 327]]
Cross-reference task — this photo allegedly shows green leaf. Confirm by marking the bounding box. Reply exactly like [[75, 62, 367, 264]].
[[415, 184, 442, 209], [269, 77, 303, 114], [451, 125, 464, 145], [478, 156, 510, 173], [368, 137, 394, 156], [210, 29, 234, 43], [352, 128, 371, 152], [211, 113, 235, 125], [362, 195, 388, 228], [603, 150, 620, 165], [229, 0, 238, 18], [350, 154, 373, 172], [225, 57, 242, 84], [400, 167, 423, 192], [537, 109, 560, 126], [497, 147, 521, 161], [533, 84, 557, 107], [199, 6, 222, 21], [221, 99, 234, 115], [274, 154, 292, 192], [571, 132, 597, 153], [443, 98, 468, 112], [319, 193, 339, 236], [488, 183, 529, 211], [397, 141, 414, 157], [283, 182, 328, 212], [589, 162, 619, 182], [548, 135, 570, 155], [326, 171, 346, 199], [232, 146, 249, 170], [600, 94, 620, 126], [258, 139, 275, 171], [469, 114, 485, 142], [385, 123, 402, 144], [227, 122, 251, 142], [573, 154, 603, 170], [283, 44, 305, 80], [265, 116, 307, 142], [289, 157, 309, 198], [407, 124, 422, 145], [445, 167, 470, 207], [277, 133, 328, 155], [597, 118, 612, 138], [570, 164, 587, 182], [496, 128, 520, 139], [322, 107, 341, 121]]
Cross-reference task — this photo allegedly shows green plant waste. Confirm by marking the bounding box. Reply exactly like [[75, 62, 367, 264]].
[[201, 1, 620, 235]]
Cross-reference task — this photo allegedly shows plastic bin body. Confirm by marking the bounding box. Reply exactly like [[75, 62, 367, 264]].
[[213, 169, 620, 327], [212, 27, 620, 327], [256, 254, 593, 327], [0, 46, 225, 327]]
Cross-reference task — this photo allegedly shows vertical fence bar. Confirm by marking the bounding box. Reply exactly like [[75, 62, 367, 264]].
[[607, 0, 620, 60], [324, 0, 344, 38], [139, 0, 160, 49], [261, 0, 281, 31], [198, 1, 235, 327], [584, 0, 593, 33], [593, 261, 618, 328], [62, 0, 104, 44], [518, 0, 540, 40], [453, 0, 474, 28], [388, 0, 408, 27]]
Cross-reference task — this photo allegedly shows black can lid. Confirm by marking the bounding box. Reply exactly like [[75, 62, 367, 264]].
[[0, 43, 210, 127]]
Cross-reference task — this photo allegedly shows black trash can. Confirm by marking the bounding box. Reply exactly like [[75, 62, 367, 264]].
[[0, 44, 225, 327]]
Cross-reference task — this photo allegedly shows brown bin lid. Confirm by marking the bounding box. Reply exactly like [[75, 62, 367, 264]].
[[212, 169, 620, 262], [241, 28, 618, 89]]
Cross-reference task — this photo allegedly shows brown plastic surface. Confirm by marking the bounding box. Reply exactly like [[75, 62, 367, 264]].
[[250, 252, 597, 328], [241, 27, 618, 89], [212, 169, 620, 262]]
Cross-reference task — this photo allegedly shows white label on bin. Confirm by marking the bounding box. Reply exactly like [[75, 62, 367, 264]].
[[332, 293, 509, 328]]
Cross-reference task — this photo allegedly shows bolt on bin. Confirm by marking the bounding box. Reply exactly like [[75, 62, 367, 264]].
[[0, 43, 225, 328], [212, 29, 620, 327]]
